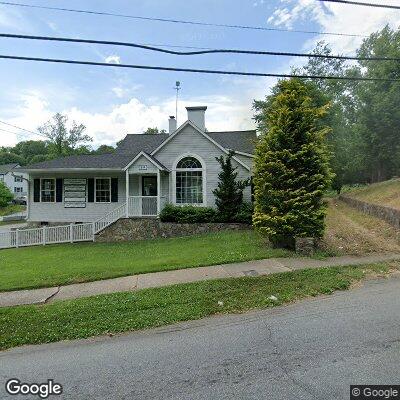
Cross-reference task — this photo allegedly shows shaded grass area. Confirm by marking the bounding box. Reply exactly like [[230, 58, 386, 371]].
[[322, 199, 400, 255], [345, 178, 400, 210], [0, 230, 291, 292], [0, 204, 25, 217], [0, 262, 395, 351]]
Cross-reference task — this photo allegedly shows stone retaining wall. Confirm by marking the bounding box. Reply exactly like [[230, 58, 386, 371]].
[[339, 195, 400, 229], [95, 218, 250, 242]]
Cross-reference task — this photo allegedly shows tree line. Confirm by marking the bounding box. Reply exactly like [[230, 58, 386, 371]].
[[289, 25, 400, 192], [0, 113, 166, 166]]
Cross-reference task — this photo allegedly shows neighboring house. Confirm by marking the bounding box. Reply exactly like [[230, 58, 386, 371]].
[[21, 106, 256, 226], [0, 163, 28, 198]]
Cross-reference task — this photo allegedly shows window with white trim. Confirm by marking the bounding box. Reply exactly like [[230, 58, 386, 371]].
[[176, 157, 203, 204], [14, 187, 23, 193], [95, 178, 111, 203], [14, 176, 23, 182], [41, 178, 55, 202]]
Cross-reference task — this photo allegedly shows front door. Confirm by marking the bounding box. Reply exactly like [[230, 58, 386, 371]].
[[142, 176, 157, 196]]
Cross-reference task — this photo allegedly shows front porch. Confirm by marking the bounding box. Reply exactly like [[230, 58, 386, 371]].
[[124, 151, 170, 218]]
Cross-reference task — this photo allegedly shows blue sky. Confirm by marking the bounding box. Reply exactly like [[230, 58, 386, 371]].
[[0, 0, 398, 148]]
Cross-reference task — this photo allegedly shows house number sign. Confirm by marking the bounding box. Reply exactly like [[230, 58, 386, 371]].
[[138, 165, 148, 171]]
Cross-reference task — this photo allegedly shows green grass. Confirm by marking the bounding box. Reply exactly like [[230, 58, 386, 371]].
[[345, 178, 400, 209], [0, 230, 291, 292], [0, 204, 25, 217], [0, 263, 393, 351]]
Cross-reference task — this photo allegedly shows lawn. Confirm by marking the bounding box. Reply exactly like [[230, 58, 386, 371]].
[[344, 178, 400, 210], [0, 204, 25, 217], [0, 262, 395, 351], [0, 230, 291, 292]]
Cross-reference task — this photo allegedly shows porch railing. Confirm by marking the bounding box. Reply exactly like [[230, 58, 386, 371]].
[[128, 196, 159, 217], [93, 202, 127, 233]]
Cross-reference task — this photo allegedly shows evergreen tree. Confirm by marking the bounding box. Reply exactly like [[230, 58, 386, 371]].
[[0, 181, 13, 207], [253, 79, 333, 247], [213, 151, 249, 222]]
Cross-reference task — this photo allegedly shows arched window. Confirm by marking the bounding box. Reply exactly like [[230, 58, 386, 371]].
[[176, 156, 203, 204], [177, 157, 202, 169]]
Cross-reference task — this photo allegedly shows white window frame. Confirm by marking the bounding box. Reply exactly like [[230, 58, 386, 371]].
[[40, 178, 56, 203], [172, 154, 206, 206], [14, 187, 23, 193], [14, 176, 23, 182], [95, 177, 111, 204]]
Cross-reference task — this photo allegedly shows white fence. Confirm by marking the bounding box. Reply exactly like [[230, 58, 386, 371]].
[[0, 197, 168, 250], [0, 223, 94, 250]]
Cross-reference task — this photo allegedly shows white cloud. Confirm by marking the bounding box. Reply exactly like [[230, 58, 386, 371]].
[[1, 91, 257, 148], [269, 0, 400, 54], [111, 84, 142, 99], [0, 7, 26, 30], [105, 55, 121, 64]]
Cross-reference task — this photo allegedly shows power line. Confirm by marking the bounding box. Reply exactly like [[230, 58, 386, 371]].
[[0, 1, 366, 38], [319, 0, 400, 9], [0, 120, 45, 137], [1, 32, 399, 61], [0, 53, 398, 82]]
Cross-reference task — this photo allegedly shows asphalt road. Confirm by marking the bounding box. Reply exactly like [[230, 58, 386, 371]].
[[1, 276, 400, 400]]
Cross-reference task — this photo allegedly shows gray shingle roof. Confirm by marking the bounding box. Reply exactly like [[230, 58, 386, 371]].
[[116, 134, 168, 156], [208, 131, 257, 155], [0, 163, 19, 174], [23, 130, 256, 170], [25, 153, 134, 170]]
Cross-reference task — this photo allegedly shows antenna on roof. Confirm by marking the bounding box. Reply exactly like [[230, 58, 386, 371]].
[[174, 81, 181, 124]]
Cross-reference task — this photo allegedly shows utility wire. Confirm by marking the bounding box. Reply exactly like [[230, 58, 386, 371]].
[[1, 33, 398, 61], [0, 1, 366, 38], [0, 119, 45, 137], [0, 54, 398, 81], [319, 0, 400, 9]]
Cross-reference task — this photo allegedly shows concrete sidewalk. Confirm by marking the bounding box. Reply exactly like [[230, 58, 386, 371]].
[[1, 252, 400, 308]]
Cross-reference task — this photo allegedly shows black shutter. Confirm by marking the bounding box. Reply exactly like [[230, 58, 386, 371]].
[[33, 179, 40, 202], [56, 178, 63, 202], [88, 178, 94, 202], [111, 178, 118, 202]]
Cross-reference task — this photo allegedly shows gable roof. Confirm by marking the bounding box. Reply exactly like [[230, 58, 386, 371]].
[[123, 151, 169, 171], [151, 121, 252, 171], [0, 163, 19, 174], [22, 128, 256, 171], [208, 131, 256, 156], [115, 134, 168, 157]]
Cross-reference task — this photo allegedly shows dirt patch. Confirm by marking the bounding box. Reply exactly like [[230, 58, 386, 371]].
[[321, 199, 400, 255]]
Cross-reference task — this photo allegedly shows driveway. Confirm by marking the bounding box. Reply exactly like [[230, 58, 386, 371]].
[[1, 276, 400, 399]]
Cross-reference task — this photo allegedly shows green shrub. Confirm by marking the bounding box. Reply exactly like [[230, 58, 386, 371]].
[[253, 79, 333, 247], [213, 150, 250, 221], [160, 204, 217, 223], [0, 181, 13, 207], [234, 202, 253, 224]]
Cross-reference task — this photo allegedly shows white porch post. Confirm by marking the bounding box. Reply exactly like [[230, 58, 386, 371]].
[[157, 170, 161, 215], [125, 169, 129, 218]]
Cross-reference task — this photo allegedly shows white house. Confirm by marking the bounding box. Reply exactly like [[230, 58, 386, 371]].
[[0, 163, 28, 198], [21, 106, 256, 226]]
